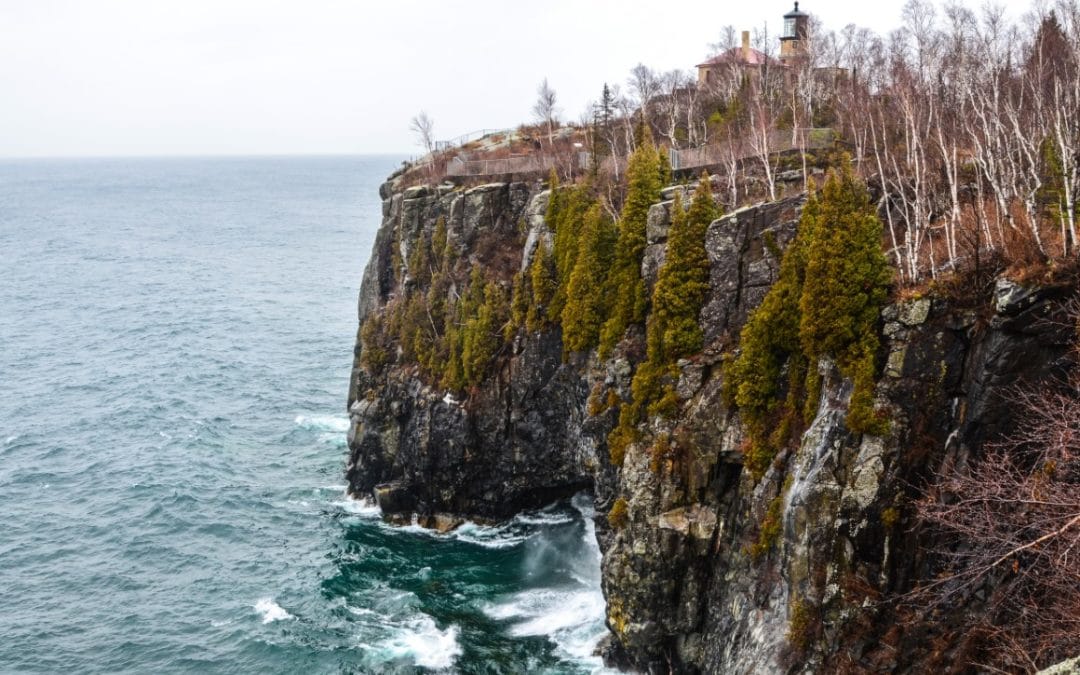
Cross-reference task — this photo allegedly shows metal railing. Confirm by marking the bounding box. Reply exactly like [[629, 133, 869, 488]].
[[445, 153, 559, 177], [670, 128, 834, 171], [433, 128, 511, 153]]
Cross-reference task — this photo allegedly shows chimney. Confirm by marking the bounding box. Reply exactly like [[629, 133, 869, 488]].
[[742, 31, 750, 62]]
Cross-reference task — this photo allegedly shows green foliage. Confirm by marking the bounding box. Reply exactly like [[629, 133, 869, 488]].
[[548, 181, 594, 322], [607, 400, 638, 466], [1037, 136, 1079, 234], [360, 313, 391, 373], [606, 178, 720, 467], [462, 278, 509, 387], [441, 321, 465, 391], [648, 432, 672, 473], [509, 271, 528, 337], [608, 497, 629, 529], [748, 474, 794, 559], [657, 148, 673, 187], [799, 164, 891, 434], [562, 204, 616, 353], [599, 132, 663, 358], [749, 490, 785, 560], [406, 224, 432, 283], [527, 239, 557, 331], [364, 240, 511, 394], [786, 596, 820, 655], [724, 162, 892, 480], [648, 178, 718, 364]]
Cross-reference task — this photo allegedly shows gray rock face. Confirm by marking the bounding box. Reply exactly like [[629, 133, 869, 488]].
[[346, 176, 1078, 674], [700, 197, 803, 343], [521, 189, 553, 273]]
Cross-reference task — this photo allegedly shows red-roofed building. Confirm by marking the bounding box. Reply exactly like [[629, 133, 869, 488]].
[[696, 3, 815, 88], [696, 31, 776, 87]]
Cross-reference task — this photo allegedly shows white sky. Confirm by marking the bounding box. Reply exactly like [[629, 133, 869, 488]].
[[0, 1, 988, 157]]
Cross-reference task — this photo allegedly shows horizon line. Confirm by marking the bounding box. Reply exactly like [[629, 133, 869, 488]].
[[0, 151, 414, 162]]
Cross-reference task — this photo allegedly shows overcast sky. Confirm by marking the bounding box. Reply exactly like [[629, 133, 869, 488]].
[[0, 1, 989, 158]]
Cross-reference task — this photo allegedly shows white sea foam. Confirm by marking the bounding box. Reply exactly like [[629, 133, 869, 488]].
[[336, 493, 381, 518], [376, 516, 530, 549], [482, 492, 617, 673], [253, 597, 292, 624], [513, 512, 575, 526], [450, 522, 530, 549], [488, 589, 606, 636], [379, 615, 462, 670], [293, 414, 349, 433]]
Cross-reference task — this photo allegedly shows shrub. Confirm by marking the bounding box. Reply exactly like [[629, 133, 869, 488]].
[[562, 204, 616, 353], [599, 132, 663, 358], [725, 161, 891, 480], [608, 497, 630, 529]]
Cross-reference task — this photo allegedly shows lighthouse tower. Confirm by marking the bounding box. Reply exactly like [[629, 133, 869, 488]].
[[779, 2, 810, 65]]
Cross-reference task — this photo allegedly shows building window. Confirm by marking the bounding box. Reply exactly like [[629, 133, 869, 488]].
[[784, 18, 796, 38]]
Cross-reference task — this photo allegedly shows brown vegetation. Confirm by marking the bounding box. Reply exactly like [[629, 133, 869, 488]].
[[914, 298, 1080, 672]]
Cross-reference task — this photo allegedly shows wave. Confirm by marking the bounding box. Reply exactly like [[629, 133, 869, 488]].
[[334, 492, 382, 518], [448, 521, 531, 549], [293, 414, 349, 433], [377, 614, 462, 671], [253, 597, 292, 624], [483, 492, 616, 673], [484, 585, 611, 671]]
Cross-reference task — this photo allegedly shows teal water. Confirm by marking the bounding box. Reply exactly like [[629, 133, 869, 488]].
[[0, 157, 609, 673]]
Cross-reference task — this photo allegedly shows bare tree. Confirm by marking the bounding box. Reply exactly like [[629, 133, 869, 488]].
[[532, 78, 559, 147], [628, 63, 662, 109], [708, 24, 739, 54], [409, 111, 436, 158], [915, 343, 1080, 671]]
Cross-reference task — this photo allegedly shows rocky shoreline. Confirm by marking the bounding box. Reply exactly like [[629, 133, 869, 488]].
[[346, 173, 1075, 673]]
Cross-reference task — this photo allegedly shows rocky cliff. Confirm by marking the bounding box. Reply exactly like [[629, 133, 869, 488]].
[[345, 172, 1076, 673]]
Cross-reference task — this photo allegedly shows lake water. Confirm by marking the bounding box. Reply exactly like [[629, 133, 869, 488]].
[[0, 156, 609, 674]]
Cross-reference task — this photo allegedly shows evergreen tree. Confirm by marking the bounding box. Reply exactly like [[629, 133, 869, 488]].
[[724, 162, 891, 479], [648, 176, 718, 365], [441, 318, 464, 391], [599, 131, 662, 358], [657, 148, 673, 188], [462, 281, 508, 388], [509, 270, 528, 337], [548, 183, 593, 321], [360, 313, 391, 373], [799, 163, 890, 433], [607, 180, 720, 464], [723, 189, 818, 478], [592, 84, 615, 169], [562, 204, 616, 353], [527, 239, 557, 331]]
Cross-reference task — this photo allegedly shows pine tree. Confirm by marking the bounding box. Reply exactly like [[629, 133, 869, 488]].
[[723, 189, 818, 479], [599, 131, 662, 358], [648, 176, 718, 365], [724, 161, 891, 479], [509, 271, 528, 337], [360, 313, 391, 373], [548, 183, 593, 321], [608, 180, 721, 464], [462, 280, 508, 387], [799, 163, 890, 433], [527, 239, 557, 331], [562, 204, 616, 353]]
